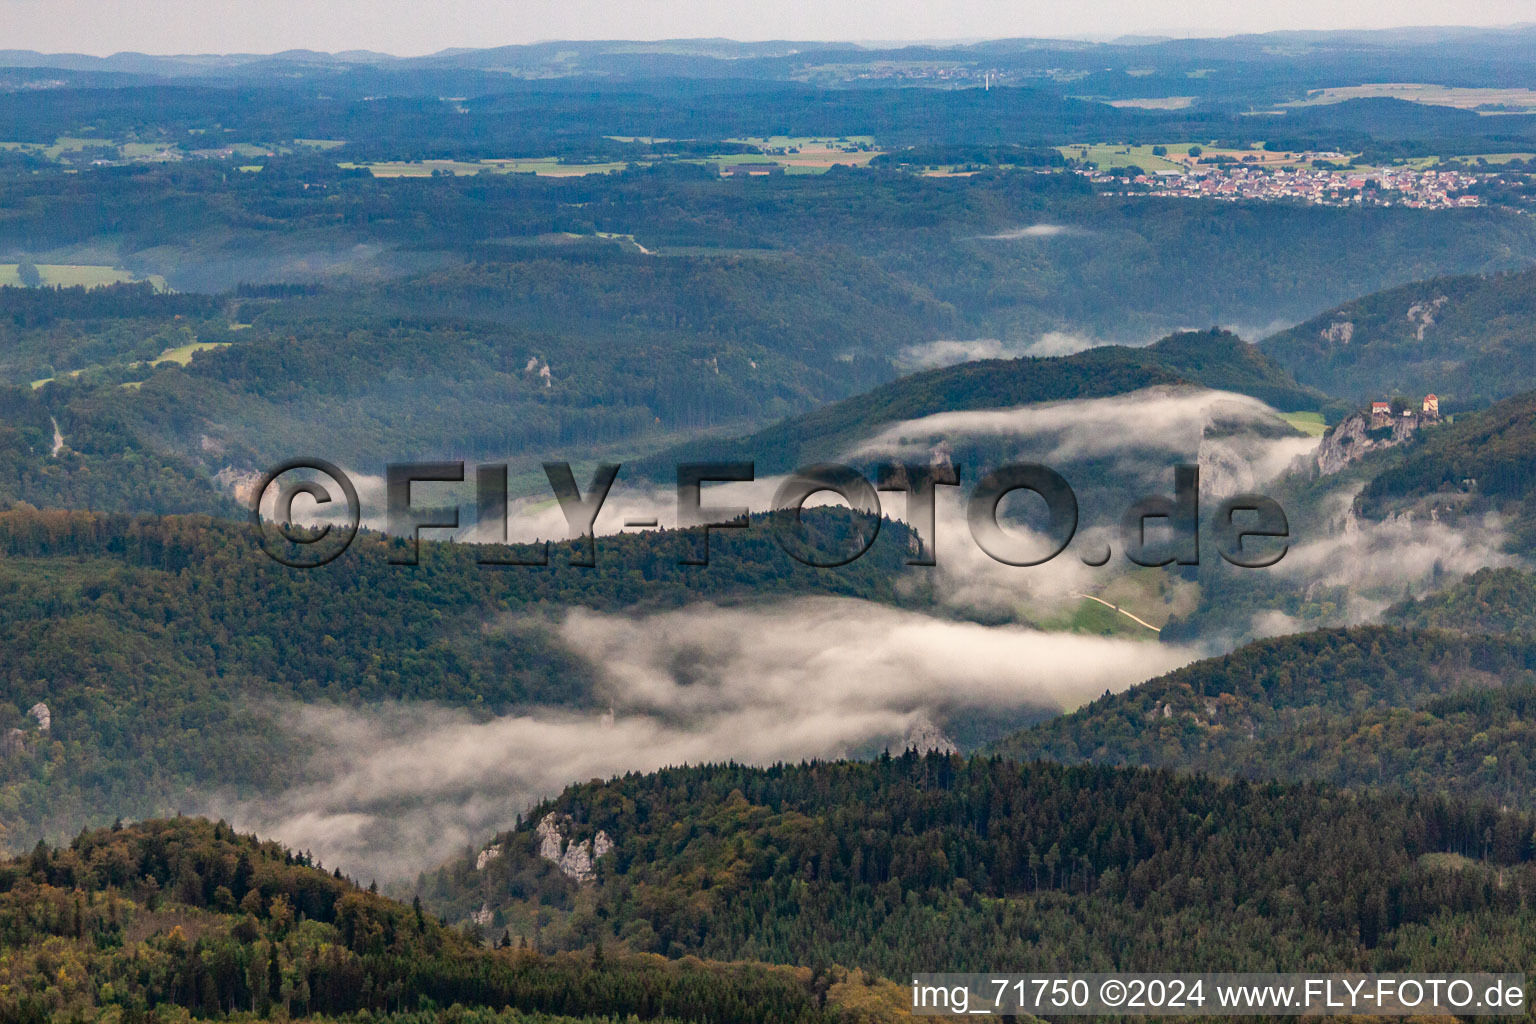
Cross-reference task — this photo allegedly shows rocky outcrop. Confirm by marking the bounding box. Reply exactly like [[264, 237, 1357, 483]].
[[901, 717, 958, 755], [3, 702, 51, 758], [475, 844, 502, 871], [1322, 320, 1354, 345], [214, 466, 263, 505], [534, 813, 613, 884], [1406, 296, 1448, 340], [1316, 408, 1430, 475]]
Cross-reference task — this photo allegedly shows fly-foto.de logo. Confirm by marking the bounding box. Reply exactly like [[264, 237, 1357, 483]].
[[250, 459, 1289, 571]]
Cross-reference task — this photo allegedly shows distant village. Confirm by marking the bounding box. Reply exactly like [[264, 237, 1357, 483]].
[[1086, 165, 1482, 208]]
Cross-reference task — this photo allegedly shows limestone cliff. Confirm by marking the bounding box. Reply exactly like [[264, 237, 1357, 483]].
[[533, 812, 613, 884], [1316, 408, 1434, 475]]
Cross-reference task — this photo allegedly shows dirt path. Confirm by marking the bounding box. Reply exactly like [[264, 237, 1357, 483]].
[[1072, 593, 1161, 633]]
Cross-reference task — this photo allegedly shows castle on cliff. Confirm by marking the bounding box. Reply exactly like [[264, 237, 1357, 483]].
[[1369, 394, 1439, 428]]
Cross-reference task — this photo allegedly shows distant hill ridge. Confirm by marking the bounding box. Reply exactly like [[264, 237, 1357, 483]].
[[1261, 266, 1536, 408], [636, 328, 1323, 477]]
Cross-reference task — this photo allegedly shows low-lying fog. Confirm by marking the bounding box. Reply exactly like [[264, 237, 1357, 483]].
[[232, 384, 1517, 880]]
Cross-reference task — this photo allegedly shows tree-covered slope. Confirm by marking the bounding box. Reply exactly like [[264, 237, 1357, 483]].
[[637, 329, 1323, 477], [1389, 566, 1536, 635], [423, 752, 1536, 978], [0, 816, 898, 1024], [0, 382, 239, 518], [991, 626, 1536, 808], [1261, 267, 1536, 408]]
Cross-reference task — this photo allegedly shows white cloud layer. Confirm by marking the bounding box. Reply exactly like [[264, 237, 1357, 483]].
[[205, 597, 1198, 881], [895, 332, 1107, 370], [228, 384, 1526, 886]]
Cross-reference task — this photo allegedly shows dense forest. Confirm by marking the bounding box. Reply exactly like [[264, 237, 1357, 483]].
[[992, 625, 1536, 809], [0, 817, 914, 1024], [1389, 566, 1536, 635], [423, 752, 1536, 978]]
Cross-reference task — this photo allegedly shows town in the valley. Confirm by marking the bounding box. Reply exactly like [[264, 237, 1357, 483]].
[[1087, 163, 1484, 207]]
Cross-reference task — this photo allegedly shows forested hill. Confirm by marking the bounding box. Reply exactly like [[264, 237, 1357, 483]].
[[990, 625, 1536, 810], [423, 752, 1536, 977], [0, 816, 911, 1024], [0, 505, 922, 849], [1389, 566, 1536, 636], [1260, 266, 1536, 408], [635, 329, 1323, 477]]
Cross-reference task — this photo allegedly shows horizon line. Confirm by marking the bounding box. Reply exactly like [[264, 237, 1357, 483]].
[[5, 22, 1536, 62]]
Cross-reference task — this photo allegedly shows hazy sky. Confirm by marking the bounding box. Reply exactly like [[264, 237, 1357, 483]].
[[2, 0, 1533, 57]]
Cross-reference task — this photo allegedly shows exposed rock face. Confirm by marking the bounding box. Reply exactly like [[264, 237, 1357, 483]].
[[1406, 296, 1448, 340], [475, 844, 502, 871], [523, 357, 553, 388], [214, 466, 263, 505], [1316, 408, 1430, 475], [27, 703, 49, 732], [535, 815, 565, 861], [901, 717, 958, 755], [1322, 320, 1354, 345], [534, 813, 613, 884]]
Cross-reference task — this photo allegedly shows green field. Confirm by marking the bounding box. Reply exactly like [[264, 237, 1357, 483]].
[[1, 137, 118, 161], [1032, 569, 1197, 638], [0, 264, 166, 289], [1057, 144, 1187, 172], [347, 149, 873, 179], [1103, 96, 1196, 110], [151, 340, 231, 366], [31, 337, 229, 389], [1060, 142, 1346, 172], [118, 142, 178, 160], [1280, 410, 1329, 436], [1286, 83, 1536, 114], [1398, 152, 1536, 168]]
